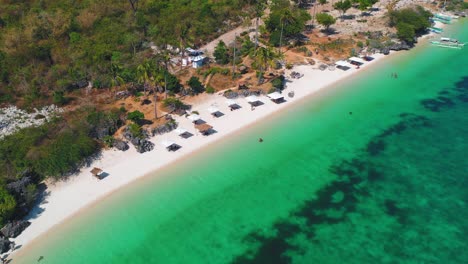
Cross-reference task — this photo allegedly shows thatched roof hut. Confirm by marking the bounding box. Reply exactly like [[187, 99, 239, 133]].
[[195, 123, 213, 135], [90, 167, 103, 179]]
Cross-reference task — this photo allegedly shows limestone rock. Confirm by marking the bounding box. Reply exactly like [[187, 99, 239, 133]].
[[1, 221, 31, 238], [113, 139, 129, 151], [0, 237, 11, 254]]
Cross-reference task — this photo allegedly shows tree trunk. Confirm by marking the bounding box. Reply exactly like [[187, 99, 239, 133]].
[[154, 94, 158, 119], [254, 17, 259, 50]]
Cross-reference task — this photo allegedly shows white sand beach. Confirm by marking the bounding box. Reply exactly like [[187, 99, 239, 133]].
[[10, 52, 392, 257]]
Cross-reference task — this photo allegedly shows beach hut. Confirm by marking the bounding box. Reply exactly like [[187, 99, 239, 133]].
[[192, 55, 205, 68], [90, 167, 104, 180], [207, 106, 223, 117], [267, 92, 285, 104], [195, 123, 214, 136], [175, 128, 192, 139], [348, 57, 365, 66], [226, 99, 241, 111], [335, 60, 352, 71], [246, 95, 263, 107], [361, 55, 374, 62], [161, 140, 181, 152], [187, 114, 202, 124]]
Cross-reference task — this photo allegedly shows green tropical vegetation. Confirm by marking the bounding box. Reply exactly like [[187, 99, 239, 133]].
[[0, 0, 258, 107], [316, 13, 337, 32], [265, 1, 311, 46], [389, 6, 432, 43]]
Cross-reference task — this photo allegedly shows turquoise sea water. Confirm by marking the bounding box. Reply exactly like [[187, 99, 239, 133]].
[[15, 21, 468, 264]]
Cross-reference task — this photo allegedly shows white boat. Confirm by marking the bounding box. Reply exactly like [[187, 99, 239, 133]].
[[429, 27, 443, 34], [431, 37, 465, 49]]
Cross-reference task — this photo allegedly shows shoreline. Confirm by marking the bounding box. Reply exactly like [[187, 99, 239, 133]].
[[9, 51, 391, 257], [10, 25, 444, 258]]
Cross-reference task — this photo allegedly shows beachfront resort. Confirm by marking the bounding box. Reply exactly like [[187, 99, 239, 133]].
[[0, 0, 467, 263]]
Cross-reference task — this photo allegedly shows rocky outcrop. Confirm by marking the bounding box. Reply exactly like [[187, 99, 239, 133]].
[[1, 220, 31, 238], [66, 79, 88, 91], [123, 127, 154, 153], [133, 139, 154, 153], [0, 237, 11, 254], [113, 139, 129, 151], [6, 170, 39, 218], [388, 41, 411, 51], [152, 121, 178, 136], [223, 90, 263, 99], [0, 105, 63, 139]]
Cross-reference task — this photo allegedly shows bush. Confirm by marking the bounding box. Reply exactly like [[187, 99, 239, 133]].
[[128, 123, 144, 139], [127, 110, 144, 123], [206, 86, 215, 94], [187, 77, 205, 94], [316, 13, 336, 31], [103, 135, 115, 147], [162, 97, 185, 110], [0, 187, 16, 226], [389, 6, 432, 43], [53, 90, 67, 105], [214, 40, 230, 65], [271, 75, 285, 91]]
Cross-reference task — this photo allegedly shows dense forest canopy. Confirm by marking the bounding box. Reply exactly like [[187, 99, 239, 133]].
[[0, 0, 256, 106]]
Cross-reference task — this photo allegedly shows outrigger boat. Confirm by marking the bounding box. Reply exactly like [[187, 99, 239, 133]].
[[429, 27, 443, 34], [431, 37, 465, 49]]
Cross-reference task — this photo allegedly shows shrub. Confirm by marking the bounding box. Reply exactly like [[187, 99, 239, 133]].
[[103, 135, 115, 147], [53, 90, 67, 105], [206, 86, 215, 94], [271, 75, 285, 91], [162, 97, 185, 110], [128, 123, 144, 139], [0, 187, 16, 226], [357, 41, 364, 48], [127, 110, 144, 123], [187, 77, 204, 94], [389, 6, 432, 43]]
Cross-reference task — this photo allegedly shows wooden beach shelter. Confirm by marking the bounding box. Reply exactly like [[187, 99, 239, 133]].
[[267, 92, 285, 104], [161, 140, 181, 152], [226, 99, 241, 111], [348, 57, 365, 66], [175, 128, 192, 139], [195, 123, 213, 136], [246, 95, 263, 107], [90, 167, 103, 180], [207, 106, 223, 117], [335, 60, 352, 71]]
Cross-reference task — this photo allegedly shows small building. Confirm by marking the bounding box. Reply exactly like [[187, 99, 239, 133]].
[[90, 167, 104, 180], [175, 128, 193, 139], [348, 57, 365, 66], [246, 95, 263, 107], [226, 99, 241, 111], [207, 106, 223, 117], [195, 123, 214, 136], [192, 55, 205, 68], [161, 140, 181, 152], [267, 92, 285, 104]]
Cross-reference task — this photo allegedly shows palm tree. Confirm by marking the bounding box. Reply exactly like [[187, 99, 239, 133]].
[[251, 0, 266, 50], [279, 9, 296, 55], [252, 46, 282, 84], [110, 62, 125, 93], [136, 61, 152, 96], [155, 49, 172, 99]]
